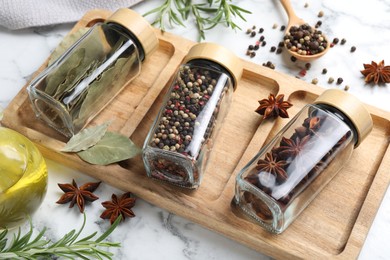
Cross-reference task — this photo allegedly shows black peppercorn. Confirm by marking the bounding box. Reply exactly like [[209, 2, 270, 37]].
[[259, 28, 264, 33], [341, 38, 346, 45], [290, 56, 297, 62], [248, 45, 254, 50], [322, 68, 327, 74], [254, 44, 260, 50], [350, 46, 356, 52], [270, 46, 276, 52], [337, 77, 343, 84], [276, 48, 283, 54], [250, 31, 256, 37], [333, 38, 339, 44]]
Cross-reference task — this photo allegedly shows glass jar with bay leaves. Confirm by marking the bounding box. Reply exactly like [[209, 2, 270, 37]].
[[142, 43, 243, 189], [27, 8, 158, 137], [234, 89, 373, 234]]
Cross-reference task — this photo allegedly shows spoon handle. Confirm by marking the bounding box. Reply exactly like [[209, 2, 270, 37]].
[[279, 0, 301, 27]]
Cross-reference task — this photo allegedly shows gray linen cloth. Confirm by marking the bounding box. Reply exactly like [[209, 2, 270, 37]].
[[0, 0, 143, 30]]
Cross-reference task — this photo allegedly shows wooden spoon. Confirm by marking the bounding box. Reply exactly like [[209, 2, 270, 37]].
[[280, 0, 330, 61]]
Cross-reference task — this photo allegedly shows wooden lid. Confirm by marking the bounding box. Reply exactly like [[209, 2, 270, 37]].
[[314, 89, 373, 147], [106, 8, 158, 58], [184, 42, 243, 90]]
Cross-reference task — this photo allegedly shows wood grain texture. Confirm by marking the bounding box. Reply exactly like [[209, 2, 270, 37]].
[[2, 10, 390, 259]]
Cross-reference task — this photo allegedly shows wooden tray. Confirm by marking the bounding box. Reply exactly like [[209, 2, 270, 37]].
[[3, 10, 390, 259]]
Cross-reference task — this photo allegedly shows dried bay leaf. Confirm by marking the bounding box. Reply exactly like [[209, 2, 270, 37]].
[[61, 121, 110, 152], [48, 28, 89, 66], [77, 132, 141, 165], [45, 48, 85, 96]]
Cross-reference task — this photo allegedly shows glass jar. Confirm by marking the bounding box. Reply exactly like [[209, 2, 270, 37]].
[[0, 127, 48, 229], [27, 8, 158, 137], [234, 89, 373, 234], [142, 43, 243, 189]]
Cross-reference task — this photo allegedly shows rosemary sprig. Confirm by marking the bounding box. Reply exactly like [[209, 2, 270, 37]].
[[0, 214, 122, 259], [143, 0, 251, 41]]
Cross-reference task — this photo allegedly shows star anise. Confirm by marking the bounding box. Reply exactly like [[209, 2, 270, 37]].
[[56, 179, 101, 213], [361, 60, 390, 84], [275, 136, 310, 160], [101, 192, 136, 224], [255, 93, 293, 119], [256, 152, 288, 182]]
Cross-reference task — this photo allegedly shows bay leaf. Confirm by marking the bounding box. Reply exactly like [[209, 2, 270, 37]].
[[77, 132, 140, 165], [61, 121, 110, 152], [45, 48, 85, 96], [48, 28, 89, 66]]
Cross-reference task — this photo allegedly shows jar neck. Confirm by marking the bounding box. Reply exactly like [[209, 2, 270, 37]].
[[315, 103, 359, 147], [105, 22, 146, 61], [186, 59, 235, 86]]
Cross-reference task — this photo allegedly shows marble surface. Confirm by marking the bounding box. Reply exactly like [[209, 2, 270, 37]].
[[1, 0, 390, 259]]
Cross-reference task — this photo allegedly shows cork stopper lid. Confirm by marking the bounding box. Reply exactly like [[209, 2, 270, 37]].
[[106, 8, 158, 58], [314, 89, 373, 147], [183, 42, 243, 90]]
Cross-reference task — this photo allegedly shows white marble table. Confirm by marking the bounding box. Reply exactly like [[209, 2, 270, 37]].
[[1, 0, 390, 259]]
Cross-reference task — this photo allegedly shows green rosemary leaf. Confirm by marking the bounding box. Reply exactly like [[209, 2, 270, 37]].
[[144, 0, 250, 41], [0, 213, 121, 259], [95, 215, 122, 243]]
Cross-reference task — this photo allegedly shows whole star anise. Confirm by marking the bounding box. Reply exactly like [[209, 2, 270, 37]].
[[56, 179, 101, 213], [256, 152, 288, 182], [255, 93, 293, 119], [101, 192, 136, 224], [275, 136, 310, 160], [361, 60, 390, 84]]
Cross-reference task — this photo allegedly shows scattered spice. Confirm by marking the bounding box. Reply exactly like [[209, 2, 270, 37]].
[[315, 20, 322, 28], [337, 77, 344, 84], [299, 69, 307, 77], [270, 46, 276, 52], [318, 10, 324, 17], [259, 35, 265, 41], [262, 61, 276, 70], [360, 60, 390, 84], [254, 44, 260, 50], [255, 93, 293, 119], [101, 192, 136, 224], [305, 63, 311, 70], [56, 179, 101, 213], [246, 28, 252, 34], [350, 46, 356, 52], [272, 23, 278, 29], [304, 2, 309, 8], [276, 48, 283, 54], [248, 44, 254, 50], [344, 85, 350, 91], [262, 41, 267, 46], [280, 25, 286, 31], [290, 56, 297, 62], [250, 31, 256, 37], [341, 38, 347, 45], [322, 68, 328, 74], [311, 78, 318, 84], [250, 52, 256, 58], [332, 38, 339, 44], [259, 28, 264, 33], [328, 77, 334, 83]]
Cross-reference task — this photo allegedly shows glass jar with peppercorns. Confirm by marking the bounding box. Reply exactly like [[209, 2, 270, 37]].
[[142, 42, 243, 189], [234, 89, 373, 233]]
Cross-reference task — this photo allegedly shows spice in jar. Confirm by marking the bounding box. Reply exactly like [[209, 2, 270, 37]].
[[143, 43, 243, 189], [235, 89, 373, 233], [27, 8, 158, 137]]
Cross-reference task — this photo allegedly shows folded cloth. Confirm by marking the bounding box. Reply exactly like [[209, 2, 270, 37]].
[[0, 0, 143, 30]]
